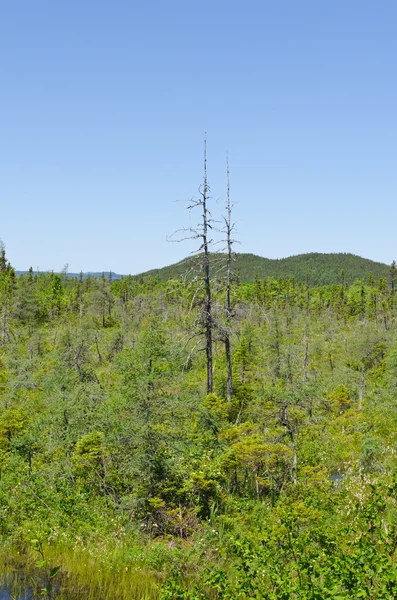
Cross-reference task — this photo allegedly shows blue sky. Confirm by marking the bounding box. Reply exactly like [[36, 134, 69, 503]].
[[1, 1, 396, 273]]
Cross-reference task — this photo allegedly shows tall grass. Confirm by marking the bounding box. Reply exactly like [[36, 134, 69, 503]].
[[0, 542, 161, 599]]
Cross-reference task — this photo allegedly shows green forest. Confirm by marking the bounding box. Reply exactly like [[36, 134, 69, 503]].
[[135, 252, 390, 286], [2, 241, 397, 599]]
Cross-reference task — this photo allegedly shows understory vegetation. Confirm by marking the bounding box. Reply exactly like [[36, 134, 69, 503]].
[[1, 244, 397, 598]]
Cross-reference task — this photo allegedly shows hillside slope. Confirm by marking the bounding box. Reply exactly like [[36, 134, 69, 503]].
[[134, 252, 390, 285]]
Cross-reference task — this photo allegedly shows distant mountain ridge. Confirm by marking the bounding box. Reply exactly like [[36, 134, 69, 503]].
[[133, 252, 391, 286], [15, 253, 392, 286], [16, 271, 124, 280]]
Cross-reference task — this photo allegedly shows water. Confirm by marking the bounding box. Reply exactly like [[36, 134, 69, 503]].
[[0, 575, 33, 600], [0, 589, 32, 600]]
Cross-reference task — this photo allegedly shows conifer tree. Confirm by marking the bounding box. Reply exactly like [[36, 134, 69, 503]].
[[390, 260, 397, 303], [0, 240, 15, 343], [0, 242, 7, 273]]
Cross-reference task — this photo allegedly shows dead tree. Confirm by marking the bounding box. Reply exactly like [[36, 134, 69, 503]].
[[223, 156, 237, 402], [169, 135, 214, 393], [201, 138, 213, 393]]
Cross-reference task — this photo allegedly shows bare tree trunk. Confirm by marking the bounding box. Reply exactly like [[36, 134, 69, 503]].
[[225, 157, 233, 402], [202, 136, 213, 394], [168, 136, 215, 394]]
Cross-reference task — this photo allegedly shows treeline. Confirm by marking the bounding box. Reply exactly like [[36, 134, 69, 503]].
[[3, 260, 396, 337]]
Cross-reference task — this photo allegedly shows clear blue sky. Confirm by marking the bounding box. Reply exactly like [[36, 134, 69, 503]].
[[1, 1, 396, 273]]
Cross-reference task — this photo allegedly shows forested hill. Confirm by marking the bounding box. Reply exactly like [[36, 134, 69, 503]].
[[135, 252, 390, 285], [15, 254, 390, 285]]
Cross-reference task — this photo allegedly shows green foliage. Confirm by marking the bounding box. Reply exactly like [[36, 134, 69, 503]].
[[203, 393, 228, 421], [0, 407, 28, 443], [1, 260, 397, 598], [32, 538, 60, 597], [135, 252, 390, 286]]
